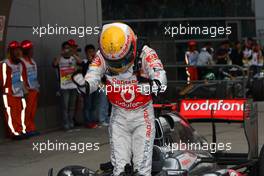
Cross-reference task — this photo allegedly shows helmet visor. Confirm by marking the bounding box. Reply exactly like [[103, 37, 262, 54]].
[[104, 44, 135, 70]]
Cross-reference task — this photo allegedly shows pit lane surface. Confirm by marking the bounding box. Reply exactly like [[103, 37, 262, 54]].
[[0, 102, 263, 176]]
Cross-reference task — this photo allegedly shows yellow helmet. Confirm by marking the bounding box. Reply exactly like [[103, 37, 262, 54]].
[[99, 22, 137, 73]]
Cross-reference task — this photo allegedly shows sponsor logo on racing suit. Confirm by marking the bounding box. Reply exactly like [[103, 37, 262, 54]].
[[106, 80, 152, 110], [144, 108, 152, 139]]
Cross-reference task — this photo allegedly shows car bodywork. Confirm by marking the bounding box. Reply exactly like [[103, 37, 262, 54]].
[[152, 98, 259, 175]]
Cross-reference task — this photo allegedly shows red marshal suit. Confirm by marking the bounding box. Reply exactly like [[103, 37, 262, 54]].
[[0, 59, 26, 136], [20, 57, 40, 132]]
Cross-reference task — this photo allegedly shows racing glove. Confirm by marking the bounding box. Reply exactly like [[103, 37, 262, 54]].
[[150, 79, 165, 96], [137, 76, 165, 96], [72, 71, 90, 95]]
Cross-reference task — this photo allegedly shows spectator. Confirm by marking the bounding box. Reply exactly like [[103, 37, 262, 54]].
[[82, 44, 98, 129], [243, 38, 254, 66], [185, 40, 199, 82], [52, 41, 82, 130], [215, 40, 231, 65], [230, 41, 243, 66], [67, 39, 82, 127], [82, 45, 95, 76], [20, 40, 40, 136], [82, 44, 109, 127], [68, 39, 80, 55], [197, 42, 214, 79], [97, 76, 109, 127], [197, 42, 214, 66], [249, 43, 263, 76]]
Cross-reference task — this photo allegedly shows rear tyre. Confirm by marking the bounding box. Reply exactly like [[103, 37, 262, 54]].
[[57, 166, 95, 176], [251, 78, 264, 101]]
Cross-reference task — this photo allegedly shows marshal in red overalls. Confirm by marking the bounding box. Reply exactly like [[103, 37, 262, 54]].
[[0, 41, 27, 138], [20, 40, 40, 134]]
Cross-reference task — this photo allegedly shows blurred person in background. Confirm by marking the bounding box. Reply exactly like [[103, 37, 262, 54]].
[[82, 44, 95, 76], [0, 41, 27, 140], [230, 41, 243, 67], [68, 39, 83, 127], [52, 41, 82, 130], [82, 44, 98, 129], [20, 40, 40, 136], [197, 42, 214, 79], [97, 75, 109, 127], [185, 40, 199, 83], [214, 41, 231, 79], [249, 43, 263, 76], [68, 39, 80, 55], [243, 38, 254, 66], [215, 40, 231, 65]]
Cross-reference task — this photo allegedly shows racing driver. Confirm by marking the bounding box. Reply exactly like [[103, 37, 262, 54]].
[[72, 22, 167, 175]]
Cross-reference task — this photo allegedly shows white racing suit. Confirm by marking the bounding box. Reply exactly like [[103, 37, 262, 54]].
[[84, 45, 167, 175]]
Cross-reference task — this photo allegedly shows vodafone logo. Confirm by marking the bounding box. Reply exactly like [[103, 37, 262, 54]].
[[120, 88, 135, 103], [180, 99, 246, 121], [183, 100, 244, 111]]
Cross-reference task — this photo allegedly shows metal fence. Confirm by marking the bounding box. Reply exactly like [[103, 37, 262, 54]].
[[159, 64, 251, 102]]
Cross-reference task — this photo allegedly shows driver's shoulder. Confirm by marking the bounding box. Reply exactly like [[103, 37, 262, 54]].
[[140, 45, 157, 58]]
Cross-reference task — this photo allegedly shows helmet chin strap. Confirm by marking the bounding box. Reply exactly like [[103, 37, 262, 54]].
[[108, 61, 133, 75]]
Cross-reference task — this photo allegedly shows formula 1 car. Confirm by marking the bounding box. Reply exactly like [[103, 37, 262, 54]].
[[48, 99, 264, 176]]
